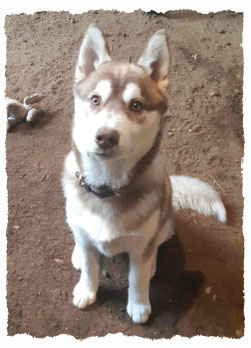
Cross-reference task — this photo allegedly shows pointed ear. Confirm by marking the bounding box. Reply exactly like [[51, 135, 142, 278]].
[[75, 25, 111, 82], [138, 30, 170, 92]]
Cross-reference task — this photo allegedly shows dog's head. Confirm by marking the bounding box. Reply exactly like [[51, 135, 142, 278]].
[[72, 25, 170, 164]]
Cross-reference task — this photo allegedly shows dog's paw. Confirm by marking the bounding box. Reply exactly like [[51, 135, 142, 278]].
[[126, 301, 152, 324], [71, 245, 82, 271], [73, 281, 96, 309]]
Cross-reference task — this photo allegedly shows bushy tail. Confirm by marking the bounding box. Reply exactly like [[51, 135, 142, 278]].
[[170, 175, 226, 223]]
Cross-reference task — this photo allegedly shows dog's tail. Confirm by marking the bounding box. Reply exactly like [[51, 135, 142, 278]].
[[170, 175, 226, 223]]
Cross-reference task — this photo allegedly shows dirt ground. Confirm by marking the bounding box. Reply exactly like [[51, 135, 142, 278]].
[[5, 10, 244, 339]]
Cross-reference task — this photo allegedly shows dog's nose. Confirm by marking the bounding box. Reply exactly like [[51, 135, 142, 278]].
[[95, 127, 120, 150]]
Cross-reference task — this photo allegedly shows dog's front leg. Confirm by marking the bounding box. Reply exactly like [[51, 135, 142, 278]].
[[72, 240, 100, 309], [127, 250, 156, 324]]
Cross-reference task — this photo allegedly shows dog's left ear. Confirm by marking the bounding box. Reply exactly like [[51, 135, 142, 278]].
[[138, 30, 170, 92], [75, 24, 111, 82]]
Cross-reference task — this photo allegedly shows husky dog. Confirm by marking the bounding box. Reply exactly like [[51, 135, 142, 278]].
[[61, 25, 226, 324]]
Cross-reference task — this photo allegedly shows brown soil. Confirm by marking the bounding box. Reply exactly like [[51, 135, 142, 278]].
[[5, 10, 244, 339]]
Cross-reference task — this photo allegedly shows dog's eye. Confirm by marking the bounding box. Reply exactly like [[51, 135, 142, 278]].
[[91, 95, 101, 106], [130, 100, 143, 113]]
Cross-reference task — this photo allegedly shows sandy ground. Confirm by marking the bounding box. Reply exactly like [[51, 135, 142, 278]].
[[5, 10, 244, 339]]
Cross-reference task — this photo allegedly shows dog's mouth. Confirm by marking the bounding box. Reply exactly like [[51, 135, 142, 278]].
[[87, 151, 114, 160]]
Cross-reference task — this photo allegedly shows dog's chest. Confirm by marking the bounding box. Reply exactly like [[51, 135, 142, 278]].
[[66, 190, 160, 257], [70, 207, 138, 256]]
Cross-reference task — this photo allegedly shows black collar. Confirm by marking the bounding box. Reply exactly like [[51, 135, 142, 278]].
[[75, 171, 127, 199]]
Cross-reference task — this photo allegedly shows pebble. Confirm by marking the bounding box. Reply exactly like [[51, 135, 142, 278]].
[[212, 294, 217, 301], [205, 286, 212, 294], [54, 258, 64, 264], [193, 125, 202, 133], [102, 270, 110, 278], [14, 225, 20, 229], [234, 88, 241, 95], [210, 91, 221, 97], [236, 329, 243, 337]]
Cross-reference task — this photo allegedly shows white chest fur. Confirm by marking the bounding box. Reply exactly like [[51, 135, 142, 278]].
[[65, 189, 160, 256]]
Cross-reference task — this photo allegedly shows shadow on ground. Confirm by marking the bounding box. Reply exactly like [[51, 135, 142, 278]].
[[96, 234, 204, 338]]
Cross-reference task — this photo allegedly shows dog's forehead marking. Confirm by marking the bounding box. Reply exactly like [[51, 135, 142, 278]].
[[122, 83, 142, 104], [89, 79, 112, 103]]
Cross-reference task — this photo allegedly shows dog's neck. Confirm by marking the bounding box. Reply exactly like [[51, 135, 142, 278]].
[[72, 131, 162, 192], [82, 153, 132, 189]]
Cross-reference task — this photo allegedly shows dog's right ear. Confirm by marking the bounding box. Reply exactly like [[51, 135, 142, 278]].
[[75, 25, 111, 82]]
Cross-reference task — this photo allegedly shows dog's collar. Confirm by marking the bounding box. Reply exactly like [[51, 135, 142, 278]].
[[75, 171, 127, 198]]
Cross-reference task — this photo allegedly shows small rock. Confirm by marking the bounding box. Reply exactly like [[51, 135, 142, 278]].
[[50, 321, 59, 328], [212, 294, 217, 301], [193, 125, 202, 133], [219, 29, 226, 34], [192, 54, 198, 61], [54, 258, 64, 264], [14, 225, 20, 229], [234, 88, 241, 95], [37, 308, 44, 317], [102, 270, 110, 278], [236, 329, 243, 337], [205, 286, 212, 294], [210, 91, 221, 97], [144, 10, 159, 16]]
